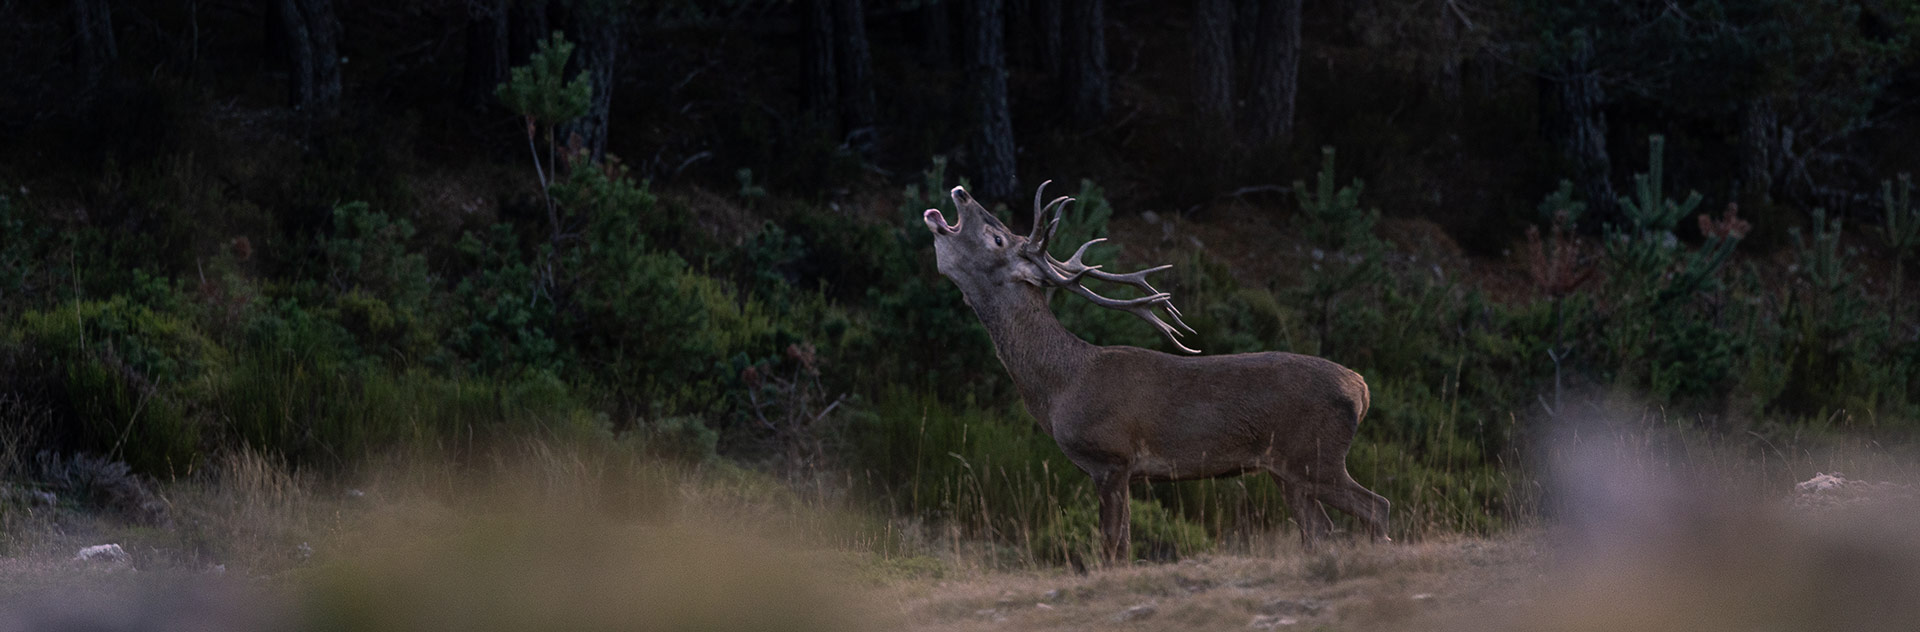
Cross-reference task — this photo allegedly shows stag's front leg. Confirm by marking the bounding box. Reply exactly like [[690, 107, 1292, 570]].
[[1094, 469, 1132, 564]]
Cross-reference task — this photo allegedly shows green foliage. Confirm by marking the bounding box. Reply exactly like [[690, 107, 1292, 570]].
[[16, 296, 225, 387], [1884, 174, 1920, 255], [1286, 147, 1387, 358], [1292, 147, 1383, 253], [735, 168, 767, 201], [1596, 135, 1746, 399], [637, 415, 721, 464], [10, 296, 224, 474], [495, 32, 592, 126], [1882, 174, 1919, 320], [1170, 252, 1296, 355], [320, 202, 435, 359], [1774, 209, 1890, 415], [1607, 136, 1708, 290], [322, 202, 431, 314], [836, 158, 1003, 400], [1032, 498, 1215, 564], [0, 188, 44, 311], [1537, 179, 1586, 226], [552, 160, 776, 414], [449, 225, 561, 375]]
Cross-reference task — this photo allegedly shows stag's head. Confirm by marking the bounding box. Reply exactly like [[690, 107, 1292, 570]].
[[923, 183, 1201, 353]]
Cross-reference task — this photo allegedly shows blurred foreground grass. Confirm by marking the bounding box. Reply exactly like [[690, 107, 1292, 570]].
[[3, 415, 1919, 631]]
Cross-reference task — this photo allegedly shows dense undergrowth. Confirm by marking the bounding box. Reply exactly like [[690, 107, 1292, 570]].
[[3, 38, 1919, 569]]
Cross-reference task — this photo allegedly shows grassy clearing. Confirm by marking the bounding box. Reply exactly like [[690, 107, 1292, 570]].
[[3, 409, 1918, 631]]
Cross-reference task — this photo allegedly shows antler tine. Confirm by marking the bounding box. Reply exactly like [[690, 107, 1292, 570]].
[[1060, 238, 1107, 269], [1076, 263, 1197, 335], [1027, 180, 1053, 243], [1057, 283, 1200, 354], [1031, 196, 1072, 252]]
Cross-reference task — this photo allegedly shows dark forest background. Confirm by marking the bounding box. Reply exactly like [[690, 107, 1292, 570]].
[[3, 0, 1919, 561]]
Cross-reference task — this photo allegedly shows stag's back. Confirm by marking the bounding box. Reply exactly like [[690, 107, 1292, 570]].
[[1049, 347, 1368, 474]]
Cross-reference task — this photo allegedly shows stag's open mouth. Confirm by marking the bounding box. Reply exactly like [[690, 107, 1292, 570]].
[[924, 209, 960, 236]]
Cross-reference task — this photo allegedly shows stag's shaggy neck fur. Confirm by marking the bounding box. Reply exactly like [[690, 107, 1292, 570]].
[[955, 278, 1091, 435]]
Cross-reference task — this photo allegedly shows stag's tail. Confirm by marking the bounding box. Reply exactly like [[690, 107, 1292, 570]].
[[1341, 370, 1371, 433], [1356, 377, 1371, 424]]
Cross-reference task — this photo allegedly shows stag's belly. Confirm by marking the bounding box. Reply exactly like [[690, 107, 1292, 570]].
[[1129, 455, 1264, 481]]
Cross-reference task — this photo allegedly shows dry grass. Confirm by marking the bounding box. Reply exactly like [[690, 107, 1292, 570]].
[[879, 535, 1545, 632], [3, 418, 1920, 631]]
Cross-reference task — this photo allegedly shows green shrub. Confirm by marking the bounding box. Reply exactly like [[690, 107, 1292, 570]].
[[1032, 498, 1215, 564], [838, 159, 1005, 401], [1774, 209, 1891, 416], [322, 201, 432, 315], [449, 224, 561, 375], [11, 297, 225, 475], [1286, 147, 1387, 358], [0, 187, 46, 311], [638, 415, 721, 464], [1595, 135, 1747, 400]]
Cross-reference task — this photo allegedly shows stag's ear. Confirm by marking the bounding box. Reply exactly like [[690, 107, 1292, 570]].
[[1009, 256, 1048, 287]]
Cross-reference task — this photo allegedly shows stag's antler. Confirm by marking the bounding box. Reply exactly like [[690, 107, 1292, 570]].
[[1022, 182, 1200, 354]]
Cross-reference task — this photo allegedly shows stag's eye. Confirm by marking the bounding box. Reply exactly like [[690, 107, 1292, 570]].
[[993, 235, 1004, 248]]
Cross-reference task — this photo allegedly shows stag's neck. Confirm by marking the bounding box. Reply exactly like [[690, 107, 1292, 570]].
[[962, 283, 1094, 427]]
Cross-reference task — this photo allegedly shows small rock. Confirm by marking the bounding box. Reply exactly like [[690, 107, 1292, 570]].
[[1035, 603, 1054, 611], [1411, 593, 1435, 601], [30, 490, 57, 506], [1250, 615, 1299, 628], [1259, 598, 1327, 616], [75, 544, 130, 565], [297, 542, 313, 560], [209, 563, 227, 575], [1041, 589, 1062, 602], [345, 489, 366, 500], [1141, 210, 1161, 225], [1115, 603, 1157, 622]]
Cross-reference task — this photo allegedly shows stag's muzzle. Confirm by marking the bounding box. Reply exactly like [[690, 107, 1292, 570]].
[[924, 209, 959, 236]]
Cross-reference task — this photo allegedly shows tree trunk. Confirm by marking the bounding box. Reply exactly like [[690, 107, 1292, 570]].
[[1433, 0, 1462, 115], [1740, 98, 1778, 205], [301, 0, 342, 114], [561, 5, 619, 162], [1191, 0, 1234, 137], [507, 0, 550, 66], [271, 0, 342, 115], [919, 0, 951, 69], [1232, 0, 1258, 90], [1061, 0, 1107, 122], [832, 0, 877, 148], [1005, 0, 1030, 67], [803, 0, 838, 121], [962, 0, 1017, 202], [463, 0, 510, 108], [72, 0, 116, 84], [1246, 0, 1299, 148], [273, 0, 313, 112], [1540, 38, 1614, 223], [1034, 0, 1061, 76]]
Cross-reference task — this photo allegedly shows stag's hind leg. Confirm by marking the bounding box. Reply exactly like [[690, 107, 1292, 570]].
[[1311, 471, 1391, 542], [1268, 471, 1333, 549]]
